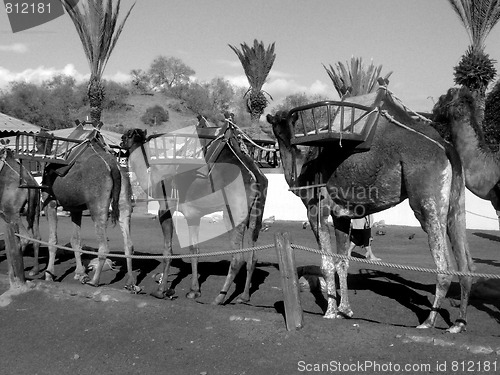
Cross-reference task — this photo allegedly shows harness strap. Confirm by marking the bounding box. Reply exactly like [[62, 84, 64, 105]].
[[379, 110, 445, 151]]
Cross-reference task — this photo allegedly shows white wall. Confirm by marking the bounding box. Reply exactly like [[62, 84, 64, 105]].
[[148, 172, 499, 230]]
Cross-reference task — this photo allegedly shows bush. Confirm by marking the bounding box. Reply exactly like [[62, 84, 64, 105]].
[[141, 105, 169, 126]]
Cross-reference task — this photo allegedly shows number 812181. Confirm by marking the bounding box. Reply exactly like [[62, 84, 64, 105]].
[[5, 2, 51, 14]]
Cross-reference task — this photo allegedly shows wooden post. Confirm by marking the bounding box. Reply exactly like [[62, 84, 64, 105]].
[[4, 222, 25, 288], [274, 231, 303, 331]]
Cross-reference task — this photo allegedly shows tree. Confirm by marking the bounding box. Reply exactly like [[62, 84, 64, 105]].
[[274, 92, 328, 113], [141, 105, 169, 126], [148, 56, 195, 90], [447, 0, 500, 123], [130, 68, 151, 93], [323, 57, 392, 99], [229, 39, 276, 124], [61, 0, 135, 126], [209, 77, 234, 115]]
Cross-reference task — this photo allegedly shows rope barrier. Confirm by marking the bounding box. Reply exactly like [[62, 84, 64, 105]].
[[466, 210, 498, 221], [13, 233, 500, 279], [291, 243, 500, 279], [14, 233, 274, 260]]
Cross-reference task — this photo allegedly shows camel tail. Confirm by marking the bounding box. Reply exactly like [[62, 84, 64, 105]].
[[446, 145, 475, 272], [110, 164, 121, 226]]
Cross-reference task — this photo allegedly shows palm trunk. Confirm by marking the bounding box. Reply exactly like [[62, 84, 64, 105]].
[[88, 77, 104, 126]]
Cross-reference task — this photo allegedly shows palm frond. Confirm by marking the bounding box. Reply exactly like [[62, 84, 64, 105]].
[[324, 57, 392, 98], [448, 0, 500, 50], [229, 39, 276, 92], [61, 0, 135, 79]]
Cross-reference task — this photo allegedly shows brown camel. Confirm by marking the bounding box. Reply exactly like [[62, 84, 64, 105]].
[[38, 128, 136, 290], [120, 122, 267, 304], [267, 87, 474, 333], [432, 87, 500, 215], [0, 148, 41, 286]]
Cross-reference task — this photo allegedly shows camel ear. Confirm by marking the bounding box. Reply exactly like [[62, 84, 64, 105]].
[[266, 113, 275, 125]]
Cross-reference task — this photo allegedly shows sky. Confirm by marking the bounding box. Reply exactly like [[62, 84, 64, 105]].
[[1, 0, 500, 113]]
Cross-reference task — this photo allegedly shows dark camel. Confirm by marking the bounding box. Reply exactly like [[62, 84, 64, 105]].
[[432, 87, 500, 216], [40, 128, 136, 290], [0, 148, 41, 286], [267, 87, 474, 333], [120, 123, 267, 304]]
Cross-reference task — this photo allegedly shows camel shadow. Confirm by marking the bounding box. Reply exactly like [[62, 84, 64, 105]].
[[298, 266, 454, 327], [448, 278, 500, 325], [156, 258, 270, 304], [472, 232, 500, 243]]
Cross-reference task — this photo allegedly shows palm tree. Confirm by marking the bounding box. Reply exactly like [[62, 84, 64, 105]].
[[61, 0, 135, 127], [323, 57, 392, 99], [447, 0, 500, 123], [229, 39, 276, 124]]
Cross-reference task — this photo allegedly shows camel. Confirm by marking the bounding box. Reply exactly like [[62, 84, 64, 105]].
[[120, 122, 267, 305], [267, 87, 474, 333], [0, 148, 41, 285], [432, 87, 500, 216], [37, 128, 136, 290]]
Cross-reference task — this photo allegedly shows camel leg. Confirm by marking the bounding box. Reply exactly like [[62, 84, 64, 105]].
[[151, 209, 175, 299], [17, 221, 37, 277], [415, 200, 451, 329], [213, 221, 248, 305], [44, 200, 58, 281], [87, 211, 110, 287], [307, 203, 343, 319], [186, 220, 202, 299], [446, 187, 474, 334], [333, 216, 352, 318], [118, 183, 137, 291], [69, 211, 90, 283]]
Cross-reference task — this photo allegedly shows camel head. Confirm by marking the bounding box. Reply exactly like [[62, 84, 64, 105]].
[[432, 87, 476, 123], [120, 128, 147, 152], [266, 111, 297, 149]]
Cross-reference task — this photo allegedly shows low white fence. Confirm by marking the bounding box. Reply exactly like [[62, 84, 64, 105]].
[[147, 170, 499, 230]]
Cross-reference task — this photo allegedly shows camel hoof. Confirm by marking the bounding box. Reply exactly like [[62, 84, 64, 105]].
[[186, 290, 201, 299], [212, 295, 226, 305], [124, 284, 142, 294], [28, 269, 40, 277], [446, 321, 466, 334], [324, 312, 348, 319], [416, 323, 432, 329], [339, 309, 354, 318], [44, 270, 56, 281], [235, 296, 250, 304], [85, 280, 99, 287], [151, 289, 175, 300]]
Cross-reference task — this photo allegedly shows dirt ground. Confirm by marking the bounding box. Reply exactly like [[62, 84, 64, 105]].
[[1, 207, 500, 375]]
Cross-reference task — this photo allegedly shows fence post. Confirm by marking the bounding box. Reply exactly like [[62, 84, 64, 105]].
[[4, 222, 25, 288], [274, 231, 303, 331]]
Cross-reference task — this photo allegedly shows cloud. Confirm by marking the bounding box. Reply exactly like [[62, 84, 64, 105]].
[[0, 64, 132, 89], [0, 43, 27, 53]]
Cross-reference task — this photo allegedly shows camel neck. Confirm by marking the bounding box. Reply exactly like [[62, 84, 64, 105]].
[[451, 115, 500, 196], [276, 139, 306, 187]]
